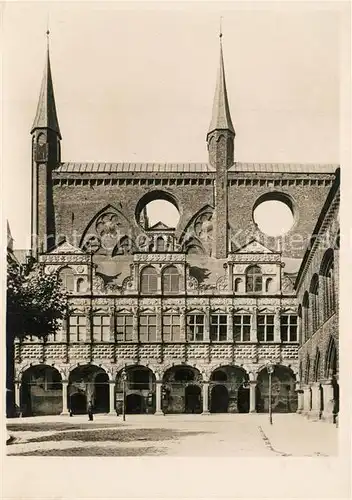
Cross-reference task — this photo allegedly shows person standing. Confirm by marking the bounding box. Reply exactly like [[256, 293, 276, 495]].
[[88, 400, 94, 421]]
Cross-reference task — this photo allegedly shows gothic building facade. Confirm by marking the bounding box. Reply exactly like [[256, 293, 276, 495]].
[[13, 38, 339, 417], [295, 170, 340, 423]]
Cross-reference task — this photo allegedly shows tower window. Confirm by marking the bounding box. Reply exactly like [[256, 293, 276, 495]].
[[280, 315, 298, 342]]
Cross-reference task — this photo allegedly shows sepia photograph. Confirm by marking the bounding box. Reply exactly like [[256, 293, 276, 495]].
[[2, 1, 350, 498]]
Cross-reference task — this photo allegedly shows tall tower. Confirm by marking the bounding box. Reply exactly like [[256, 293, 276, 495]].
[[206, 31, 235, 258], [31, 31, 61, 256]]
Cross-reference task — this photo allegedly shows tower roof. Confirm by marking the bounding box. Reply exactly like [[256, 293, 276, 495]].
[[31, 36, 61, 138], [207, 38, 235, 137]]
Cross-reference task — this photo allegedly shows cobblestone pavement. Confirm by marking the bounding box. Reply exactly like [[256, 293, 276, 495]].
[[6, 413, 338, 457]]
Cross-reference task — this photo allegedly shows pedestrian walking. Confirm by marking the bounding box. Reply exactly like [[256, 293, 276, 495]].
[[87, 400, 94, 421]]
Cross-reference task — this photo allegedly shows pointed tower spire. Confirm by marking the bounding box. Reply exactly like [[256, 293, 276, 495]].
[[31, 30, 61, 138], [207, 27, 235, 137]]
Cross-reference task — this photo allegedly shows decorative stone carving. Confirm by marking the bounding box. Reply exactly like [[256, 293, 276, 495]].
[[186, 275, 199, 291], [282, 274, 295, 292], [92, 275, 105, 293], [228, 254, 280, 263], [216, 276, 228, 291], [133, 253, 185, 263]]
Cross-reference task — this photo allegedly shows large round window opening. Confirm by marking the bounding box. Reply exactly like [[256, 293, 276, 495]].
[[253, 195, 295, 237], [136, 192, 180, 230]]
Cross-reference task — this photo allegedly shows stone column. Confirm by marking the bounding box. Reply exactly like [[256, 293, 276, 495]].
[[204, 306, 210, 342], [132, 307, 139, 342], [274, 306, 281, 342], [202, 382, 210, 414], [180, 306, 187, 342], [109, 380, 116, 414], [227, 263, 234, 292], [61, 380, 69, 415], [156, 306, 162, 343], [227, 306, 234, 342], [250, 307, 257, 342], [308, 383, 321, 420], [249, 381, 257, 413], [321, 380, 335, 422], [155, 381, 163, 415], [295, 383, 304, 413], [14, 381, 21, 410], [302, 386, 311, 414]]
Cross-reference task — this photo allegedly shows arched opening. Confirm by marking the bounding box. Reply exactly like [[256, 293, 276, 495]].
[[140, 266, 158, 294], [253, 192, 295, 236], [246, 265, 262, 293], [68, 365, 109, 415], [320, 249, 335, 320], [162, 265, 180, 294], [210, 365, 249, 413], [116, 366, 155, 414], [325, 337, 337, 378], [302, 291, 310, 342], [136, 191, 180, 230], [256, 365, 297, 413], [21, 365, 62, 416], [237, 384, 250, 413], [76, 278, 86, 293], [210, 385, 229, 413], [234, 277, 244, 293], [94, 372, 109, 413], [265, 278, 275, 293], [70, 393, 87, 415], [126, 394, 144, 414], [162, 365, 201, 414], [309, 274, 320, 333], [58, 266, 75, 292]]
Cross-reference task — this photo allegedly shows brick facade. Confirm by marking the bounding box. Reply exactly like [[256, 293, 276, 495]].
[[14, 39, 339, 418]]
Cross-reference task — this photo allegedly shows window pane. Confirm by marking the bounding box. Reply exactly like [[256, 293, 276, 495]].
[[267, 315, 274, 325], [163, 315, 171, 326], [234, 315, 241, 325], [290, 326, 297, 341], [257, 315, 264, 325], [281, 326, 288, 342], [220, 315, 227, 324], [281, 316, 289, 325], [257, 327, 264, 342], [243, 326, 250, 341], [196, 315, 204, 325]]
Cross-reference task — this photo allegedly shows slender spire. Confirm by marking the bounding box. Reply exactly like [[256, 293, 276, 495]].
[[207, 25, 235, 137], [31, 30, 61, 138]]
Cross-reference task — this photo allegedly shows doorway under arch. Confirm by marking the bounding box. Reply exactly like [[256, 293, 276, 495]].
[[68, 364, 109, 414], [185, 385, 202, 414], [126, 393, 144, 414], [162, 365, 202, 414], [237, 385, 250, 413], [70, 392, 87, 414], [210, 385, 229, 413], [256, 365, 297, 413]]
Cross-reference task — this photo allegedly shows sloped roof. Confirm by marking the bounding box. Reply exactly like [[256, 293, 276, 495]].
[[55, 162, 215, 173], [229, 163, 338, 173], [55, 162, 338, 174]]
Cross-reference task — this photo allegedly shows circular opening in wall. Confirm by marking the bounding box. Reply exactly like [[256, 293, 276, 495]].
[[136, 191, 180, 230], [253, 193, 295, 237]]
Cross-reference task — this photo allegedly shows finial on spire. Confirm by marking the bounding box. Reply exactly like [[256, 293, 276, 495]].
[[219, 16, 223, 41], [46, 13, 50, 47]]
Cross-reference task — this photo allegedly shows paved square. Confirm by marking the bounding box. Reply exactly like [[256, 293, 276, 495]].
[[6, 413, 337, 457]]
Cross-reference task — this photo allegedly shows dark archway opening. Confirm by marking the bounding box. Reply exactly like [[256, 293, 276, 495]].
[[237, 385, 250, 413], [70, 393, 87, 414], [185, 385, 202, 414], [21, 365, 62, 416], [94, 372, 109, 413], [210, 385, 229, 413], [126, 393, 144, 414]]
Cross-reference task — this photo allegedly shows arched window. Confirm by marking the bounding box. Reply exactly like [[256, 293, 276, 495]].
[[302, 291, 310, 342], [59, 266, 75, 292], [297, 304, 302, 343], [320, 249, 335, 320], [234, 277, 243, 293], [76, 278, 86, 293], [140, 266, 158, 294], [246, 265, 262, 292], [309, 274, 319, 333], [162, 266, 179, 294], [265, 278, 274, 293], [155, 236, 165, 252], [305, 356, 310, 384], [325, 337, 337, 378], [313, 349, 321, 382]]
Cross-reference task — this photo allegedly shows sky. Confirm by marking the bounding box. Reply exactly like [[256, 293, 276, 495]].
[[2, 1, 342, 249]]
